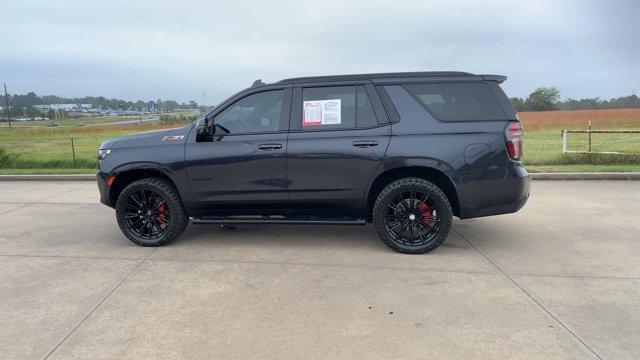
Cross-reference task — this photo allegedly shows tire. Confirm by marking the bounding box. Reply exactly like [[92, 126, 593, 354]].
[[115, 177, 188, 246], [372, 177, 452, 254]]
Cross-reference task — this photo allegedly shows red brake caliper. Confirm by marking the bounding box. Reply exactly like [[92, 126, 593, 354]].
[[419, 203, 432, 225], [157, 202, 168, 225]]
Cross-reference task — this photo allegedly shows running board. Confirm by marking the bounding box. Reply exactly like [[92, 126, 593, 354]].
[[191, 216, 366, 225]]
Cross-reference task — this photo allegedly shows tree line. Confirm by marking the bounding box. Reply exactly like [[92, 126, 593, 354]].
[[5, 92, 202, 112], [4, 88, 640, 116], [510, 87, 640, 112]]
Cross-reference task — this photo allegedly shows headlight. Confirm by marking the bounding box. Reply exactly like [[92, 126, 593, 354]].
[[97, 148, 111, 161]]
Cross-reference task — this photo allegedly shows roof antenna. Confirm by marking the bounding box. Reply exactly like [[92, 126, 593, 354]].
[[252, 79, 264, 87]]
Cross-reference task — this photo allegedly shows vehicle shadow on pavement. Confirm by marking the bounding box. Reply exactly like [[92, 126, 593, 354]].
[[176, 223, 384, 250], [171, 220, 475, 253]]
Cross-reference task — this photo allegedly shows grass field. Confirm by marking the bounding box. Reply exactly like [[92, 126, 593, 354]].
[[0, 111, 199, 128], [518, 108, 640, 130], [524, 130, 640, 165], [519, 108, 640, 169], [0, 168, 97, 175], [525, 164, 640, 173], [0, 115, 156, 127], [1, 108, 639, 173], [0, 124, 178, 168]]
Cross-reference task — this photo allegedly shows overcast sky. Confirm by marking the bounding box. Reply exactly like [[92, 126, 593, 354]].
[[1, 0, 638, 104]]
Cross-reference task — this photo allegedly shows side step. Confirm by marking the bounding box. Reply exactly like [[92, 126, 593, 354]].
[[191, 215, 366, 225]]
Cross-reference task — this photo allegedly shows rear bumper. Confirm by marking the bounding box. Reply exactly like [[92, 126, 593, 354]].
[[458, 165, 530, 219]]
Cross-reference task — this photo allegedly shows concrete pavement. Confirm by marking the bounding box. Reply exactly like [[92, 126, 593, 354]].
[[0, 181, 638, 359]]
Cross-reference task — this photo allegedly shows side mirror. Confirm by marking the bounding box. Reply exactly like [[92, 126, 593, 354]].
[[195, 117, 212, 142]]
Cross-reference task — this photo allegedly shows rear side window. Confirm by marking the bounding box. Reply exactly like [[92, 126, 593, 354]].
[[404, 82, 507, 121], [300, 85, 377, 130]]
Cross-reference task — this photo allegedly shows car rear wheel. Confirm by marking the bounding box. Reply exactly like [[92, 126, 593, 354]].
[[115, 177, 188, 246], [372, 178, 452, 254]]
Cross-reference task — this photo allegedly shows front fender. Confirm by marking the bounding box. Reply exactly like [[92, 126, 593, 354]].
[[111, 161, 175, 177]]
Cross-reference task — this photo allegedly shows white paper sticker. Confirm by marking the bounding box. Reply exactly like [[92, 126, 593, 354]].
[[303, 99, 341, 126]]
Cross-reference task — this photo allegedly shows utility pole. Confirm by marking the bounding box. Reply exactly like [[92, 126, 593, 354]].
[[3, 83, 11, 128], [202, 90, 206, 108]]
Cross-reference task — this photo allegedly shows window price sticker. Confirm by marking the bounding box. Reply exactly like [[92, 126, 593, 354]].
[[303, 99, 341, 126]]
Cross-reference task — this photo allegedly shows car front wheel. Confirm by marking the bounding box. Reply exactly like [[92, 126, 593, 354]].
[[115, 177, 188, 246], [372, 178, 452, 254]]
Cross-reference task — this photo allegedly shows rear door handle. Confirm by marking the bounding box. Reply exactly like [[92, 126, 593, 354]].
[[352, 140, 379, 147], [258, 143, 283, 150]]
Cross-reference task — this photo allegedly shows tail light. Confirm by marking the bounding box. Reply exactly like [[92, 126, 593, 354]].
[[505, 121, 523, 161]]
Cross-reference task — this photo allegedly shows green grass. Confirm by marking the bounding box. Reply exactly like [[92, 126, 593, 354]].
[[0, 125, 171, 168], [527, 164, 640, 173], [0, 168, 96, 175], [523, 130, 640, 166], [0, 112, 200, 128], [0, 115, 156, 127]]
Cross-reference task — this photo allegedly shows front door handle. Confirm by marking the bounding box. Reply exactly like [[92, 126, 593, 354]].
[[258, 143, 283, 150], [352, 140, 379, 147]]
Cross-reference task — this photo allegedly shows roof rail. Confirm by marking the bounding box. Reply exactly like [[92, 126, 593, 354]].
[[276, 71, 475, 84]]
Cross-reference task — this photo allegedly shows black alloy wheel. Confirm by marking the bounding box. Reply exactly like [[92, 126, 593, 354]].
[[384, 190, 442, 246], [115, 177, 189, 246], [124, 189, 171, 240], [372, 178, 452, 254]]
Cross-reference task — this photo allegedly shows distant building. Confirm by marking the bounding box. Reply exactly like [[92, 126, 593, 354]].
[[174, 108, 200, 113], [34, 104, 92, 111], [13, 116, 48, 121]]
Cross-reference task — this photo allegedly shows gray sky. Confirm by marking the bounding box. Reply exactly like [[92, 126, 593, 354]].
[[1, 0, 638, 103]]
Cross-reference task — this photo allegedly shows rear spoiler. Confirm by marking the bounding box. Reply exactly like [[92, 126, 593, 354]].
[[481, 75, 507, 83]]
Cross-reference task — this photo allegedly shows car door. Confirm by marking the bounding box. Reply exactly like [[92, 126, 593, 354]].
[[286, 82, 391, 214], [185, 86, 292, 215]]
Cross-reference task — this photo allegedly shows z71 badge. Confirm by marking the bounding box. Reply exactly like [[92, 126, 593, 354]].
[[162, 135, 185, 141]]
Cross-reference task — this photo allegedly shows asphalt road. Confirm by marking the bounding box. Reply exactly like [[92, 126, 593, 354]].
[[1, 181, 638, 359]]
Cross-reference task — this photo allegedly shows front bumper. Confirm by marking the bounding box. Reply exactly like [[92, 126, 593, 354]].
[[97, 171, 113, 207]]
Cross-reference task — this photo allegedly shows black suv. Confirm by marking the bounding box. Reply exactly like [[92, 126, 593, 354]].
[[97, 72, 529, 253]]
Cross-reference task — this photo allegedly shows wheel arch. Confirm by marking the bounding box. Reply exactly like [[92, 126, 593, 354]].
[[365, 165, 460, 220], [108, 166, 182, 208]]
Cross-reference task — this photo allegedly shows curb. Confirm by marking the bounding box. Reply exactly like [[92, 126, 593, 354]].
[[1, 173, 639, 181], [0, 174, 97, 181], [529, 172, 640, 180]]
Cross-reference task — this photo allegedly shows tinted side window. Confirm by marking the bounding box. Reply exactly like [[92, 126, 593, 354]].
[[356, 86, 378, 127], [300, 85, 377, 130], [403, 82, 506, 121], [214, 90, 284, 134], [488, 82, 517, 119]]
